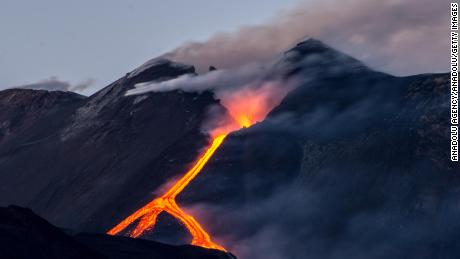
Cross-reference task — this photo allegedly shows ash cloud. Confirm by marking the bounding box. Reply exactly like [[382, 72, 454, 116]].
[[13, 77, 94, 93], [163, 0, 449, 76]]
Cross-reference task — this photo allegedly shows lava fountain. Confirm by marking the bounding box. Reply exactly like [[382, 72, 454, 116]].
[[108, 81, 290, 251]]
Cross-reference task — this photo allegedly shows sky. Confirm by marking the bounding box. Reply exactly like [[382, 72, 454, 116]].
[[0, 0, 299, 93], [0, 0, 450, 94]]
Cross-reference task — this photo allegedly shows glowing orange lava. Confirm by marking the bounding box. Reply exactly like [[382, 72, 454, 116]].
[[108, 81, 291, 251], [108, 134, 227, 251]]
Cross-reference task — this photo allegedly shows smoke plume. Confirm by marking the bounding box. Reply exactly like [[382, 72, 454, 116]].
[[163, 0, 449, 75]]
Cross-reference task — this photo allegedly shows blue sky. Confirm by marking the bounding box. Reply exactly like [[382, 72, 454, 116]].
[[0, 0, 299, 92]]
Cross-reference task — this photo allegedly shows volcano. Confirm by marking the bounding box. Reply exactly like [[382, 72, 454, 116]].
[[0, 39, 458, 258]]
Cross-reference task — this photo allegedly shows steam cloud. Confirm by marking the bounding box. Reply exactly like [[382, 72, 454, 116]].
[[13, 77, 94, 93], [163, 0, 449, 75]]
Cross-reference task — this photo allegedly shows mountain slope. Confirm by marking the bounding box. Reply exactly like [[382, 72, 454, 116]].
[[0, 60, 223, 235], [176, 39, 459, 258], [0, 39, 457, 259]]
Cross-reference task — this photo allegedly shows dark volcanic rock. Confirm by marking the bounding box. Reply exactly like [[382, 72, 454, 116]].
[[0, 205, 235, 259], [0, 205, 101, 259], [76, 233, 235, 259], [0, 89, 85, 144]]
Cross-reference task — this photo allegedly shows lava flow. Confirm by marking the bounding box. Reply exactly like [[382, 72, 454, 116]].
[[107, 134, 227, 250]]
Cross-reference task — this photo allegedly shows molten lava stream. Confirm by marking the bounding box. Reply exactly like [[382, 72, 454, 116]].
[[107, 134, 227, 251]]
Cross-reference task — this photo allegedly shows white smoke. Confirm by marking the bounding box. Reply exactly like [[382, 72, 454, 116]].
[[126, 62, 271, 96]]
